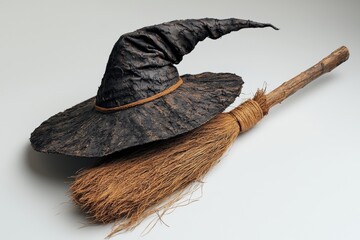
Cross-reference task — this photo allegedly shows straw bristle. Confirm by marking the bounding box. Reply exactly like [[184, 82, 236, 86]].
[[70, 113, 239, 237]]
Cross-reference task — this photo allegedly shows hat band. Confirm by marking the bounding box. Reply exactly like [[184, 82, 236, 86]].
[[95, 78, 184, 112]]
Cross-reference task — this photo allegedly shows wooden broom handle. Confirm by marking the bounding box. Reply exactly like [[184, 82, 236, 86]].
[[266, 46, 349, 108]]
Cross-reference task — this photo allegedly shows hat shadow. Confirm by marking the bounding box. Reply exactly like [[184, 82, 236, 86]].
[[25, 144, 100, 184], [25, 144, 116, 227]]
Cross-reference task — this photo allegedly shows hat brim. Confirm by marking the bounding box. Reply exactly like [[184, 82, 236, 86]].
[[30, 72, 243, 157]]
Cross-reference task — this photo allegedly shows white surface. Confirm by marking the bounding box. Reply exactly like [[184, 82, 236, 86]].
[[1, 0, 360, 239]]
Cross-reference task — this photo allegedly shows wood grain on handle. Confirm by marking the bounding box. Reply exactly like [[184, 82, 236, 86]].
[[266, 46, 349, 108]]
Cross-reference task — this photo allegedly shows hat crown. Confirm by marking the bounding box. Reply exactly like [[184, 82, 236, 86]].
[[95, 18, 277, 109], [31, 18, 278, 157]]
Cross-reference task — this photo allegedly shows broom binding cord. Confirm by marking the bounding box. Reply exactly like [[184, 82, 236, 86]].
[[229, 94, 267, 132], [229, 46, 349, 133]]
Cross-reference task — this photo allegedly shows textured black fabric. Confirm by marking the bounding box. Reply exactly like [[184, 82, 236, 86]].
[[30, 18, 277, 157], [31, 73, 242, 157], [96, 18, 277, 108]]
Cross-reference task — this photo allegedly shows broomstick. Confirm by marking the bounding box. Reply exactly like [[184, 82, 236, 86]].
[[70, 46, 349, 237]]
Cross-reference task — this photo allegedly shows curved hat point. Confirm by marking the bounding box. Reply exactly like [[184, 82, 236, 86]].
[[245, 20, 279, 30], [96, 18, 278, 109], [133, 18, 279, 63], [31, 18, 278, 157]]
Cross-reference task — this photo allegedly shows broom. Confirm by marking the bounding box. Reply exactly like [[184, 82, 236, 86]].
[[70, 46, 349, 237]]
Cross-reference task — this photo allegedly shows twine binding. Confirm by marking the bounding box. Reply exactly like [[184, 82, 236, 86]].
[[229, 90, 269, 133]]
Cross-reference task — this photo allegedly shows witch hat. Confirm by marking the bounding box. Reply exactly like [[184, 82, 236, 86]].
[[30, 18, 277, 157]]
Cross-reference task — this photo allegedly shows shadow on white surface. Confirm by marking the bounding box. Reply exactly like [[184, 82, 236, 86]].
[[25, 144, 100, 183], [24, 144, 111, 229]]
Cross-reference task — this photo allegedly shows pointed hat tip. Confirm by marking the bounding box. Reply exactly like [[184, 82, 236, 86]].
[[256, 22, 279, 30], [246, 20, 279, 30], [267, 24, 280, 30]]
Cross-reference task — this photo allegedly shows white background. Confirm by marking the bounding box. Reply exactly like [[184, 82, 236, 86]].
[[1, 0, 359, 239]]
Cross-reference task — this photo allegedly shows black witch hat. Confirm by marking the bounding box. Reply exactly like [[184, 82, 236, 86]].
[[30, 18, 277, 157]]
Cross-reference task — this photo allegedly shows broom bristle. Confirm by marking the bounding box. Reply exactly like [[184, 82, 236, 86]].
[[70, 112, 240, 236]]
